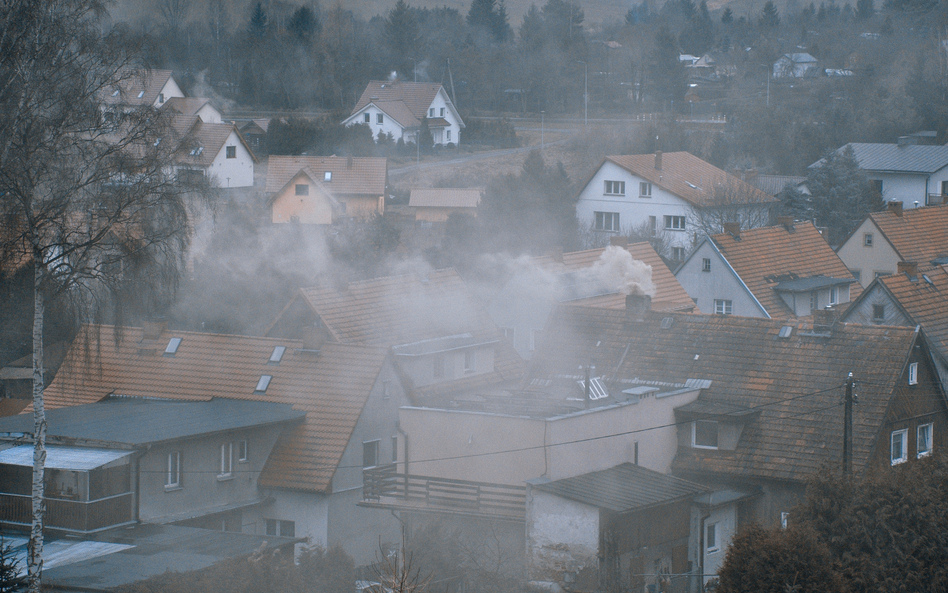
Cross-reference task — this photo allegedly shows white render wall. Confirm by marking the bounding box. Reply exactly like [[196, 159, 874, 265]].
[[155, 77, 184, 108], [675, 241, 768, 317], [345, 88, 463, 146], [207, 130, 254, 188], [354, 104, 409, 142], [836, 218, 900, 287], [526, 489, 600, 583], [703, 503, 737, 581], [575, 161, 696, 251]]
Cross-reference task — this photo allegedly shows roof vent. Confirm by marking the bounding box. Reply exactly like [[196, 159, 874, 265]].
[[898, 261, 918, 281], [164, 337, 182, 356], [776, 216, 794, 231], [255, 375, 272, 393], [723, 221, 741, 238]]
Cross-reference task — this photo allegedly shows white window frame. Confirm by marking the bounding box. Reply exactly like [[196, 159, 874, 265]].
[[706, 522, 718, 553], [781, 512, 790, 529], [891, 429, 908, 465], [376, 113, 383, 124], [702, 258, 711, 272], [692, 420, 719, 449], [219, 442, 233, 478], [864, 233, 873, 247], [364, 113, 370, 123], [714, 299, 732, 316], [873, 304, 885, 321], [429, 107, 435, 117], [918, 423, 933, 458], [363, 439, 380, 468], [909, 362, 918, 385], [594, 211, 620, 232], [603, 180, 625, 196], [238, 440, 249, 463], [464, 350, 476, 373], [166, 451, 181, 489], [664, 215, 686, 231], [440, 107, 445, 117], [446, 130, 451, 141], [225, 145, 236, 159], [295, 184, 309, 196], [639, 182, 652, 198], [829, 286, 839, 306], [648, 216, 657, 236]]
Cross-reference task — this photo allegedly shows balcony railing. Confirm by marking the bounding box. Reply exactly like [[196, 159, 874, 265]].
[[0, 491, 134, 533], [362, 464, 526, 520]]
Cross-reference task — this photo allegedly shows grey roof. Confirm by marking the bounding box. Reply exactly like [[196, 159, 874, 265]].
[[529, 462, 708, 513], [0, 397, 305, 447], [0, 445, 132, 470], [693, 487, 759, 507], [813, 143, 948, 174], [749, 175, 807, 195], [773, 275, 855, 292]]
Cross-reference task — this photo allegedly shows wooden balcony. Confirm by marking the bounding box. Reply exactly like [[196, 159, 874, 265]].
[[0, 491, 134, 533], [361, 464, 526, 521]]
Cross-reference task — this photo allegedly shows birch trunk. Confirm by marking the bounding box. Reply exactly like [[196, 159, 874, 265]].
[[28, 263, 45, 593]]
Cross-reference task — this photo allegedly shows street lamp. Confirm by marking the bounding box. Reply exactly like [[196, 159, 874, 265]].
[[577, 60, 587, 127]]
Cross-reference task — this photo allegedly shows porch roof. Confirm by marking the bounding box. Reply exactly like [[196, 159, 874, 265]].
[[0, 445, 132, 471]]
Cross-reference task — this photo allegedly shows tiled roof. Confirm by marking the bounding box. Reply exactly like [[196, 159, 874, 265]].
[[868, 265, 948, 363], [374, 100, 421, 128], [604, 152, 777, 208], [295, 268, 499, 347], [173, 116, 255, 166], [102, 69, 175, 107], [818, 143, 948, 174], [865, 205, 948, 264], [711, 221, 862, 317], [532, 305, 919, 482], [161, 97, 214, 117], [265, 156, 387, 195], [531, 243, 697, 313], [350, 81, 443, 121], [529, 462, 707, 512], [409, 188, 483, 209], [41, 326, 389, 492]]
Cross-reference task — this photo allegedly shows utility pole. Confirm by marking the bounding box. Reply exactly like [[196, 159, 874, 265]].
[[577, 60, 587, 127], [843, 372, 855, 476]]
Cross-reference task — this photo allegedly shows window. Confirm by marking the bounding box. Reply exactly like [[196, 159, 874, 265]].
[[891, 429, 908, 464], [220, 443, 233, 477], [433, 355, 445, 379], [295, 184, 309, 196], [382, 380, 391, 398], [392, 436, 399, 462], [464, 350, 476, 373], [702, 258, 711, 272], [852, 269, 861, 282], [266, 519, 295, 537], [781, 512, 790, 529], [810, 292, 817, 311], [158, 93, 164, 103], [429, 108, 434, 117], [530, 329, 542, 352], [440, 107, 445, 117], [502, 327, 515, 342], [664, 215, 686, 230], [238, 440, 249, 462], [604, 180, 625, 195], [225, 146, 236, 159], [918, 424, 933, 458], [594, 211, 620, 232], [864, 233, 874, 247], [909, 362, 918, 385], [633, 441, 639, 465], [706, 523, 718, 552], [672, 247, 686, 261], [942, 180, 948, 196], [875, 271, 890, 279], [255, 375, 272, 393], [364, 113, 370, 123], [447, 130, 451, 141], [324, 171, 332, 182], [870, 179, 883, 195], [639, 182, 652, 198], [648, 216, 657, 237], [363, 440, 380, 468], [165, 337, 182, 356], [376, 113, 383, 124], [166, 452, 181, 488], [714, 299, 732, 315], [873, 304, 885, 321], [829, 286, 839, 306], [692, 420, 719, 449], [269, 346, 286, 363]]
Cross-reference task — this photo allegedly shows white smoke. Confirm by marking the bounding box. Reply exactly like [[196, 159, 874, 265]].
[[578, 245, 655, 297]]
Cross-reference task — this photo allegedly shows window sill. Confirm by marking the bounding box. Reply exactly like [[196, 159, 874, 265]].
[[891, 458, 907, 466], [603, 193, 625, 197], [918, 451, 932, 459], [706, 548, 719, 554], [164, 485, 182, 492], [217, 474, 235, 482], [638, 195, 651, 199], [238, 459, 249, 464]]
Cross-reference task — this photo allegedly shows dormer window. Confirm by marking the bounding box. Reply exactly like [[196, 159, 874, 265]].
[[269, 346, 286, 364], [324, 171, 332, 182], [692, 420, 719, 449], [164, 338, 182, 356], [364, 113, 370, 123], [255, 375, 272, 393]]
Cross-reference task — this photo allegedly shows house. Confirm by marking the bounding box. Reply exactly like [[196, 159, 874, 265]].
[[675, 219, 861, 318], [161, 96, 223, 124], [0, 397, 304, 533], [811, 141, 948, 206], [239, 119, 272, 154], [266, 156, 387, 223], [489, 240, 695, 359], [574, 151, 777, 261], [836, 202, 948, 287], [409, 187, 482, 223], [103, 68, 184, 109], [342, 80, 465, 146], [172, 115, 257, 188], [773, 53, 819, 78], [35, 323, 409, 565], [842, 261, 948, 394]]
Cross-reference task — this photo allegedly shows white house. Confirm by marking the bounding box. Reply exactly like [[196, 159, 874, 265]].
[[773, 53, 819, 78], [575, 151, 777, 261], [104, 68, 185, 109], [811, 141, 948, 207], [173, 116, 257, 188], [161, 97, 223, 124], [342, 80, 465, 146]]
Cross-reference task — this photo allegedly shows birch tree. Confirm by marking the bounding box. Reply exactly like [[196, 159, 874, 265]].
[[0, 1, 195, 590]]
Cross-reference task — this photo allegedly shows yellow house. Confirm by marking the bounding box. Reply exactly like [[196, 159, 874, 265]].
[[267, 156, 387, 224], [409, 187, 482, 223]]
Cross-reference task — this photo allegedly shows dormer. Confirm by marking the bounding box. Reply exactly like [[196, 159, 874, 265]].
[[673, 399, 759, 452]]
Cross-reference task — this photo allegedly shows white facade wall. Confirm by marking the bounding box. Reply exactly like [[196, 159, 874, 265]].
[[195, 103, 223, 124], [576, 162, 695, 252], [345, 88, 463, 146], [260, 489, 330, 545], [702, 504, 737, 581], [424, 89, 463, 146], [155, 78, 185, 107], [868, 173, 929, 206], [836, 219, 900, 287], [207, 130, 254, 188], [356, 105, 408, 142], [675, 242, 767, 317], [526, 489, 600, 582]]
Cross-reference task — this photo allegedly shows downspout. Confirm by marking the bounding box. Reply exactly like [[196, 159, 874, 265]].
[[699, 511, 711, 589], [397, 424, 409, 474]]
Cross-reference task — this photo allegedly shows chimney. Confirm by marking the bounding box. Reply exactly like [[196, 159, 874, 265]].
[[609, 236, 629, 248], [625, 293, 651, 323], [812, 308, 839, 332], [347, 155, 353, 170], [723, 221, 741, 238], [898, 261, 918, 280], [142, 321, 167, 340], [776, 215, 794, 231], [655, 150, 662, 170], [888, 201, 904, 217]]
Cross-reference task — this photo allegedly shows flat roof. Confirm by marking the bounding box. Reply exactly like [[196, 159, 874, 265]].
[[0, 445, 132, 470]]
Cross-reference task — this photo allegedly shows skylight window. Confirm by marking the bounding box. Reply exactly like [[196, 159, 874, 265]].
[[577, 377, 609, 400], [778, 325, 793, 339], [137, 90, 145, 98], [269, 346, 286, 364], [324, 171, 332, 181], [255, 375, 272, 393], [112, 89, 120, 97], [190, 146, 204, 156], [164, 338, 182, 355]]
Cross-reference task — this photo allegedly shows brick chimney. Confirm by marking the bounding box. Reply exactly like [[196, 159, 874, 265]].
[[625, 293, 652, 323], [888, 201, 903, 217], [776, 215, 794, 231], [812, 308, 839, 332], [609, 236, 629, 248], [723, 221, 741, 238], [898, 261, 918, 279], [655, 150, 662, 170]]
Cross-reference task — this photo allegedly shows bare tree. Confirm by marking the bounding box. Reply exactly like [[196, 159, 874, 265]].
[[0, 1, 196, 590], [160, 0, 192, 31], [688, 175, 776, 240]]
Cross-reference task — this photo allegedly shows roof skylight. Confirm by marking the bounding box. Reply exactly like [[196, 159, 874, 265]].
[[269, 346, 286, 364], [164, 337, 182, 355], [255, 375, 272, 393], [577, 377, 609, 400], [324, 171, 332, 181], [778, 325, 793, 339], [137, 90, 145, 98]]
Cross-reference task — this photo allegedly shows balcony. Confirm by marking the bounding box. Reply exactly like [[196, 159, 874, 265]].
[[361, 464, 526, 521], [0, 491, 134, 533]]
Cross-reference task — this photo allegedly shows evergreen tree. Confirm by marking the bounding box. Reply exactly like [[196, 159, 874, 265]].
[[287, 6, 320, 45], [467, 0, 496, 31], [518, 4, 544, 49], [492, 0, 513, 42], [0, 539, 25, 593], [856, 0, 873, 18], [759, 0, 780, 27], [651, 25, 687, 108], [721, 7, 733, 23], [385, 0, 420, 74], [248, 2, 267, 37]]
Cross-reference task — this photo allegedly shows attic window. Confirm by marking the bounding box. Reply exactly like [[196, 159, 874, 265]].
[[154, 138, 161, 147], [577, 377, 608, 400], [778, 325, 793, 339], [269, 346, 286, 364], [164, 338, 182, 355], [255, 375, 273, 393], [692, 420, 719, 449], [324, 171, 332, 182], [137, 90, 145, 98], [189, 146, 204, 156]]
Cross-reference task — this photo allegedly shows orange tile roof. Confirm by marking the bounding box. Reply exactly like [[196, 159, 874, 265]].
[[295, 268, 499, 347], [103, 69, 175, 107], [869, 265, 948, 363], [536, 305, 921, 482], [531, 243, 696, 313], [866, 205, 948, 264], [604, 152, 777, 208], [350, 81, 443, 122], [266, 156, 387, 196], [42, 325, 388, 493], [711, 222, 862, 317], [409, 188, 483, 209]]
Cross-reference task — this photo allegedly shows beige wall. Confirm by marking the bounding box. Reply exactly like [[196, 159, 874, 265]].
[[836, 218, 900, 287], [271, 173, 333, 224]]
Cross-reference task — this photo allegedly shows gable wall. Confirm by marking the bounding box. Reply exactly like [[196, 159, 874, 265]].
[[196, 104, 222, 124], [675, 242, 766, 317], [155, 77, 185, 107], [353, 104, 407, 142], [836, 218, 900, 287], [842, 284, 913, 327], [271, 174, 334, 224], [207, 129, 254, 188], [425, 89, 463, 145], [527, 489, 600, 584]]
